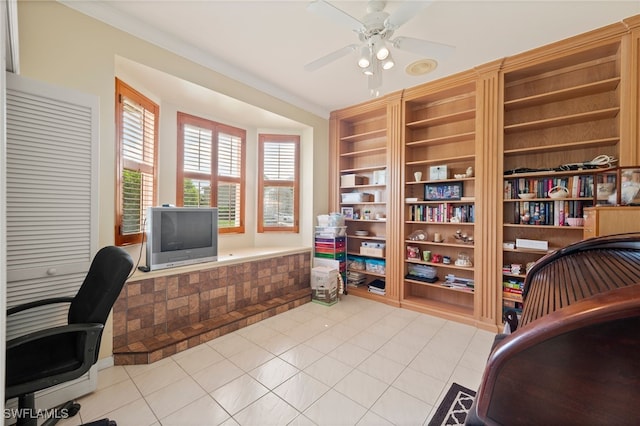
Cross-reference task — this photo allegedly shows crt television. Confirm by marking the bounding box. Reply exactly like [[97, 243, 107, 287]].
[[146, 206, 218, 271]]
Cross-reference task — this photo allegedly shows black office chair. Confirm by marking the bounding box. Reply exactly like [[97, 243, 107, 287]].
[[5, 246, 133, 426]]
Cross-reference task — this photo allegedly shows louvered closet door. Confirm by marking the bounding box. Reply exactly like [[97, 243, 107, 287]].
[[5, 72, 99, 408]]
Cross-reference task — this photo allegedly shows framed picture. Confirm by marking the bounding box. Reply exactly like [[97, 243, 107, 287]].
[[341, 207, 354, 219], [425, 181, 463, 201]]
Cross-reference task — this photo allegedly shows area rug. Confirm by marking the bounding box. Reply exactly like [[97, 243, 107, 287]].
[[428, 383, 477, 426]]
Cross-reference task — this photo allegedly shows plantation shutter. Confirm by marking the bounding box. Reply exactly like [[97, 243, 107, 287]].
[[217, 131, 242, 228], [259, 136, 299, 232], [182, 123, 212, 207], [120, 95, 155, 235], [5, 72, 99, 407]]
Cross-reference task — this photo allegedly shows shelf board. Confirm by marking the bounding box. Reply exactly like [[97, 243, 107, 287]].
[[406, 154, 475, 166], [503, 197, 591, 202], [341, 165, 386, 173], [401, 295, 474, 317], [504, 137, 619, 156], [406, 220, 474, 226], [503, 247, 554, 255], [503, 272, 527, 279], [502, 166, 614, 179], [503, 223, 583, 230], [407, 177, 475, 185], [503, 107, 619, 134], [347, 234, 386, 240], [503, 293, 524, 303], [405, 258, 474, 272], [346, 285, 387, 300], [340, 128, 386, 142], [405, 131, 476, 147], [347, 250, 385, 259], [405, 109, 476, 129], [340, 147, 386, 157], [405, 277, 474, 293], [405, 240, 475, 249], [407, 198, 475, 204], [340, 184, 386, 189], [504, 78, 621, 110]]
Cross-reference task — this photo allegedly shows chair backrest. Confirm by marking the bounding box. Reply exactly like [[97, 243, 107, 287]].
[[68, 246, 133, 325]]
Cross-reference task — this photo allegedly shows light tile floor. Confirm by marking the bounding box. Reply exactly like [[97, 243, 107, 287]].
[[62, 296, 496, 426]]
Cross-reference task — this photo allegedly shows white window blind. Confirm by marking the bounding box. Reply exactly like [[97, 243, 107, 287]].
[[259, 135, 299, 232], [217, 132, 242, 228], [120, 96, 156, 235], [178, 113, 245, 232]]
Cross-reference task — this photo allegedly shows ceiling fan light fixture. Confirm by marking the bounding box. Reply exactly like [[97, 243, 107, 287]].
[[358, 45, 371, 68], [406, 58, 438, 76], [362, 64, 375, 76], [374, 40, 389, 60], [381, 54, 395, 70]]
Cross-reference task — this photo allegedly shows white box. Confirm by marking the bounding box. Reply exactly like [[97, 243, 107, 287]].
[[341, 174, 367, 187], [372, 169, 386, 185], [311, 266, 338, 290], [341, 192, 374, 203], [516, 238, 549, 251]]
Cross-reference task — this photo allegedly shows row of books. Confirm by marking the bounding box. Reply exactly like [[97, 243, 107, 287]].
[[504, 175, 601, 199], [408, 203, 475, 223], [503, 278, 524, 301], [512, 200, 590, 225]]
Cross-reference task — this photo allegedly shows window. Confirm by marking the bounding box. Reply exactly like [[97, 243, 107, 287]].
[[258, 134, 300, 233], [177, 113, 245, 233], [115, 78, 158, 246]]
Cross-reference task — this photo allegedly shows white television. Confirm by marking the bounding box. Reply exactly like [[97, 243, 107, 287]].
[[146, 206, 218, 271]]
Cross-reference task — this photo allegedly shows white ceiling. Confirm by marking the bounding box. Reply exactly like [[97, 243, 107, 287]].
[[63, 0, 640, 118]]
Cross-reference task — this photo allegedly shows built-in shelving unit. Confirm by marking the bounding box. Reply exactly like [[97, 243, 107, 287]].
[[327, 15, 640, 330], [500, 41, 623, 319], [330, 95, 402, 302], [402, 80, 479, 324]]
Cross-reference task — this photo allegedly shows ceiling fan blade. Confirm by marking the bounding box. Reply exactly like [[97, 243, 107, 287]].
[[384, 1, 434, 30], [307, 0, 364, 34], [304, 44, 359, 72], [391, 36, 455, 59]]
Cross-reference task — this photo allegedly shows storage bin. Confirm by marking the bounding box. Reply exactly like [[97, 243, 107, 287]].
[[341, 192, 374, 203], [341, 174, 368, 187], [365, 258, 386, 275], [347, 255, 366, 271], [311, 266, 338, 290], [360, 247, 385, 257], [315, 226, 347, 237]]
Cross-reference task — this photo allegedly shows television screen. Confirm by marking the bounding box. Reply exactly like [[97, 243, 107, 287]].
[[160, 210, 212, 252], [146, 207, 218, 271]]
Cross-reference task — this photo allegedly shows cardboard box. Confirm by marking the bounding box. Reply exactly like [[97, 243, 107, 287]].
[[516, 238, 549, 251], [311, 266, 338, 290], [341, 192, 374, 203], [341, 174, 367, 187], [360, 246, 385, 257]]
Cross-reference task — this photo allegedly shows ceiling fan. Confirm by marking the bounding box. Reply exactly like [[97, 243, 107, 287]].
[[305, 0, 455, 93]]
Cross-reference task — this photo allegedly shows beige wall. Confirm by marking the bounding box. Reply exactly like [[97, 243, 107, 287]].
[[17, 0, 329, 359]]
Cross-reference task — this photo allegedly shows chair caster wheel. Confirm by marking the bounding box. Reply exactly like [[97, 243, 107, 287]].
[[67, 402, 81, 417]]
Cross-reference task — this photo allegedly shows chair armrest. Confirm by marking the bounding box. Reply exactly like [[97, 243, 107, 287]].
[[475, 283, 640, 425], [7, 297, 75, 316], [6, 323, 104, 351]]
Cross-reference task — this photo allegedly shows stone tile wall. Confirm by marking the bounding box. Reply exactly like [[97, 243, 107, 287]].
[[113, 251, 311, 363]]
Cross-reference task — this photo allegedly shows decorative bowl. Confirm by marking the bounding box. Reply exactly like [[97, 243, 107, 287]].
[[354, 230, 369, 236], [548, 185, 569, 199], [518, 193, 535, 200]]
